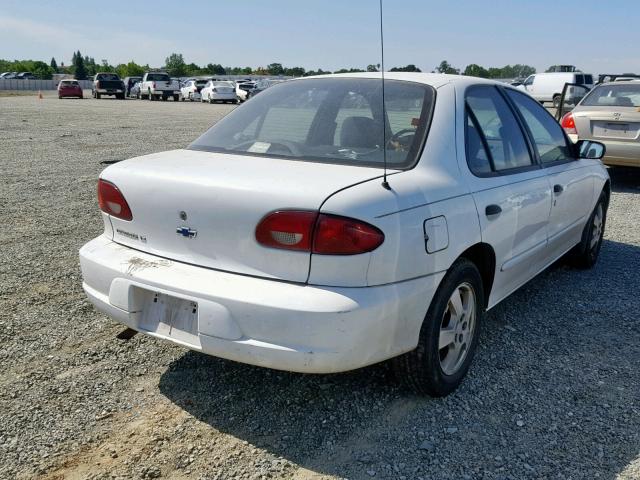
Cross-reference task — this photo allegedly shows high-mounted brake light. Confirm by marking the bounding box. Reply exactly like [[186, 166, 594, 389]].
[[98, 179, 133, 221], [255, 211, 384, 255], [561, 112, 577, 135]]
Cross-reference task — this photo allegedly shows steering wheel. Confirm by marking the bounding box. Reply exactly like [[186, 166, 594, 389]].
[[387, 128, 416, 151]]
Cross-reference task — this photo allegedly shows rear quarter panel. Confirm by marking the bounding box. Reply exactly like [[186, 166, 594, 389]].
[[309, 83, 481, 287]]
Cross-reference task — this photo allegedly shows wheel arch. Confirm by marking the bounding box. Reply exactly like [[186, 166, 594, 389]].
[[457, 242, 496, 308]]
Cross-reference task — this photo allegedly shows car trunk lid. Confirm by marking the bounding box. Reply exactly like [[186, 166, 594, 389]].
[[575, 107, 640, 143], [101, 149, 383, 283]]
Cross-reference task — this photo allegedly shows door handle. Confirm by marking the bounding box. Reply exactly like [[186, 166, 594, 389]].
[[485, 204, 502, 217], [553, 184, 564, 194]]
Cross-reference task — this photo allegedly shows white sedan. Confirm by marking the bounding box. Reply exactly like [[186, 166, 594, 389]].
[[80, 73, 609, 396], [180, 79, 206, 102], [200, 80, 238, 104]]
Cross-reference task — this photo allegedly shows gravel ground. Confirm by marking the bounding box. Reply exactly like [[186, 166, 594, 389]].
[[1, 92, 639, 480]]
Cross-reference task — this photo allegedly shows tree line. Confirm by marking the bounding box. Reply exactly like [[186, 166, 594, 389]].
[[434, 60, 536, 79], [0, 52, 535, 80]]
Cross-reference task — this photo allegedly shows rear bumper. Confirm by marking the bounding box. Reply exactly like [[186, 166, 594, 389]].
[[79, 236, 440, 373], [209, 92, 237, 100], [151, 90, 180, 96], [96, 89, 123, 94]]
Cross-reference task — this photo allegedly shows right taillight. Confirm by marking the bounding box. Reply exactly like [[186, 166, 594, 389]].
[[561, 112, 577, 135], [97, 179, 133, 221], [255, 211, 384, 255]]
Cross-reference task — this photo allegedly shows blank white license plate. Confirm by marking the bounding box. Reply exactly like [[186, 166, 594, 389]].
[[593, 121, 640, 139], [139, 291, 200, 346]]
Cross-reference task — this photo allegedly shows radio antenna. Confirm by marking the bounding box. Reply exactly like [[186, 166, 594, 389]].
[[379, 0, 391, 190]]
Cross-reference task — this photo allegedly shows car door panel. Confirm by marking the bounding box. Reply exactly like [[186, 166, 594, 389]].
[[472, 174, 551, 305], [503, 88, 596, 265], [463, 86, 553, 308]]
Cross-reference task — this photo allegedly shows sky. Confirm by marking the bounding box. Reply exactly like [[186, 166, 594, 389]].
[[0, 0, 638, 74]]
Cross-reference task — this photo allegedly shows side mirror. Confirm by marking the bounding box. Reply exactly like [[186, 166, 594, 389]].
[[576, 140, 605, 160]]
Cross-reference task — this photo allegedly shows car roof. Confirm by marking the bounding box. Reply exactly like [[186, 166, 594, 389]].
[[298, 72, 505, 89]]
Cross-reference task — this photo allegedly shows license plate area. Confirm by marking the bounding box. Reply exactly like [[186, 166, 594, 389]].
[[138, 290, 200, 347], [592, 121, 640, 139]]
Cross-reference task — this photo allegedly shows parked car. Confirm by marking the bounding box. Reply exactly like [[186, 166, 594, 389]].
[[92, 73, 125, 99], [201, 80, 237, 103], [16, 72, 36, 80], [140, 72, 180, 101], [180, 79, 207, 101], [129, 81, 141, 99], [235, 81, 256, 102], [80, 73, 609, 397], [517, 72, 594, 107], [0, 72, 18, 79], [561, 81, 640, 168], [57, 79, 83, 99], [123, 76, 142, 97]]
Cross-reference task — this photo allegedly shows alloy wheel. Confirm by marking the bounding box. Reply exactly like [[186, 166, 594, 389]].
[[438, 282, 476, 376]]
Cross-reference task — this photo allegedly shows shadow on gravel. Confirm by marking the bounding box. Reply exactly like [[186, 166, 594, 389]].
[[159, 238, 640, 479], [609, 166, 640, 193]]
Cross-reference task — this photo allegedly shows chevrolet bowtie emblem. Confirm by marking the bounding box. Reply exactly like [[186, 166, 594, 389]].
[[176, 226, 197, 238]]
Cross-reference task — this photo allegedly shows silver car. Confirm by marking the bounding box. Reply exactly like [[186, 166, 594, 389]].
[[562, 81, 640, 167]]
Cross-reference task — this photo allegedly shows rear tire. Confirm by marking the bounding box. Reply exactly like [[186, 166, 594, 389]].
[[96, 92, 101, 99], [392, 258, 484, 397], [569, 191, 607, 269], [173, 94, 179, 102]]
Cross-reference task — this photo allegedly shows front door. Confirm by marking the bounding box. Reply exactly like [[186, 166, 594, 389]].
[[504, 89, 594, 265]]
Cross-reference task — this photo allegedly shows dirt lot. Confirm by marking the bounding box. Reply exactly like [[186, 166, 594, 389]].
[[1, 92, 639, 480]]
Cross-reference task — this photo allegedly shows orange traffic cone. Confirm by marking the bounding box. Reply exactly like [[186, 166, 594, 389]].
[[37, 90, 43, 100]]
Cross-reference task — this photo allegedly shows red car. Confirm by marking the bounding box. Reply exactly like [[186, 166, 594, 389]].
[[58, 79, 83, 99]]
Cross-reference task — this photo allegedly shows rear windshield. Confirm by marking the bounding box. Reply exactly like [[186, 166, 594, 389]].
[[195, 80, 207, 86], [96, 73, 120, 81], [212, 81, 234, 87], [582, 84, 640, 107], [189, 78, 435, 169], [60, 80, 79, 85], [146, 73, 170, 81]]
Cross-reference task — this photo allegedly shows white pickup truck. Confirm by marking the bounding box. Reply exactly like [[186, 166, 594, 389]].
[[140, 72, 181, 101]]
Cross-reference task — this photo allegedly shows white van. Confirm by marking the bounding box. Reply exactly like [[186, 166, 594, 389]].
[[517, 72, 594, 106]]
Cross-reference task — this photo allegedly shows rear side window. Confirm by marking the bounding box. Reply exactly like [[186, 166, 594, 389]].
[[575, 74, 584, 84], [584, 74, 593, 84], [506, 89, 573, 163], [465, 87, 533, 174]]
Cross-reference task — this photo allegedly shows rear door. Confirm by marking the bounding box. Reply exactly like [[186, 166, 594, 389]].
[[505, 88, 594, 261], [464, 86, 552, 305]]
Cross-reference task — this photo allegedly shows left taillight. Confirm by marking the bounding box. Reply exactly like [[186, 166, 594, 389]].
[[98, 179, 133, 221], [255, 210, 384, 255]]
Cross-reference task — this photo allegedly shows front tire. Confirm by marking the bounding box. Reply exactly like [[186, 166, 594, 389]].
[[569, 191, 607, 269], [392, 258, 484, 397], [552, 94, 561, 108]]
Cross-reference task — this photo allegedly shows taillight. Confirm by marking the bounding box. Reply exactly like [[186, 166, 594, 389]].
[[313, 214, 384, 255], [97, 179, 133, 221], [152, 81, 156, 89], [255, 211, 384, 255], [255, 211, 316, 251], [96, 81, 101, 88], [561, 112, 577, 135]]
